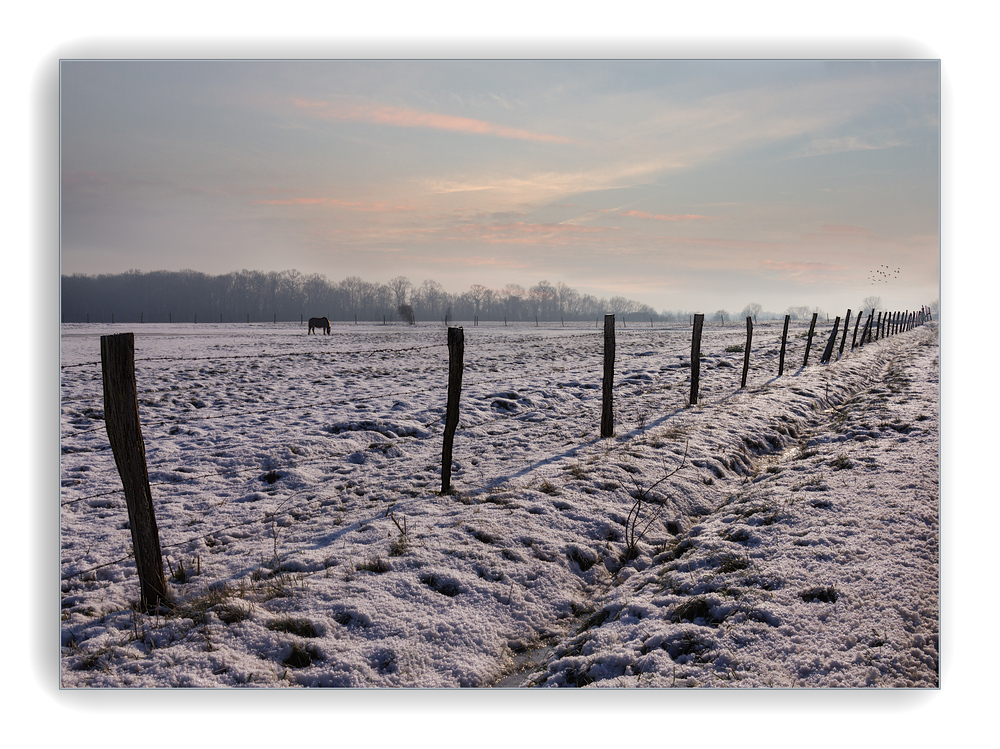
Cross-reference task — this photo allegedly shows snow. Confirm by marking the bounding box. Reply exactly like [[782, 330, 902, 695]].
[[60, 319, 938, 690]]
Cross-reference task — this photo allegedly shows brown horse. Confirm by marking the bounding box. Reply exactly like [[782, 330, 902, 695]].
[[308, 316, 331, 335]]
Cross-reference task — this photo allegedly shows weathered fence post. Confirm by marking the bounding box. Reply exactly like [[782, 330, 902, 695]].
[[821, 316, 841, 363], [862, 312, 875, 346], [441, 327, 465, 494], [803, 313, 818, 366], [778, 314, 790, 376], [690, 313, 705, 405], [853, 311, 865, 349], [100, 333, 168, 611], [839, 310, 851, 358], [601, 314, 615, 438], [741, 316, 753, 388]]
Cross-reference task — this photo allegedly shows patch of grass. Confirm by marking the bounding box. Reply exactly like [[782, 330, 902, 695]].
[[829, 454, 853, 470], [420, 574, 461, 597], [357, 555, 390, 574], [538, 479, 560, 496], [725, 344, 745, 353], [388, 512, 412, 556], [799, 586, 838, 603], [267, 617, 319, 638], [567, 546, 599, 572], [216, 602, 253, 625], [471, 529, 495, 544], [670, 596, 714, 624], [791, 475, 828, 493], [720, 526, 751, 544], [282, 643, 320, 669], [716, 553, 751, 573]]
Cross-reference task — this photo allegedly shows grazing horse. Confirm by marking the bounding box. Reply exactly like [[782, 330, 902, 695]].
[[308, 316, 331, 335]]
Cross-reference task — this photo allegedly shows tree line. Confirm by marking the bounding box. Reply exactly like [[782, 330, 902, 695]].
[[61, 269, 671, 324]]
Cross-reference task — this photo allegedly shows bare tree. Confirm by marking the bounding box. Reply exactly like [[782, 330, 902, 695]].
[[388, 276, 411, 308], [740, 302, 763, 324], [715, 309, 729, 326], [863, 295, 881, 316]]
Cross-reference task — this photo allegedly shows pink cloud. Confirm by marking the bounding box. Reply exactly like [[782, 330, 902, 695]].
[[291, 98, 574, 144]]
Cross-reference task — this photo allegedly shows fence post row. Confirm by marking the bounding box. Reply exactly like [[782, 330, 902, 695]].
[[778, 314, 790, 376], [803, 313, 818, 367], [690, 313, 705, 405], [601, 314, 615, 438], [100, 333, 168, 611], [741, 316, 753, 388], [441, 327, 465, 494]]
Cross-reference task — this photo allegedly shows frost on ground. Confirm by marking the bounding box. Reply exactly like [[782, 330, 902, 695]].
[[59, 319, 938, 687]]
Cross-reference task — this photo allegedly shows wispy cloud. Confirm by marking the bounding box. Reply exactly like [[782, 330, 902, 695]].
[[451, 221, 617, 247], [619, 210, 713, 222], [291, 98, 574, 144], [759, 259, 850, 283], [252, 196, 415, 212]]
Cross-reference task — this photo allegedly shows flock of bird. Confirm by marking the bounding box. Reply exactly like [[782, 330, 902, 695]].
[[869, 264, 900, 285]]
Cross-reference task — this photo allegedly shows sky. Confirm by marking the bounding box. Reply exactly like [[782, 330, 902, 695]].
[[60, 59, 939, 316]]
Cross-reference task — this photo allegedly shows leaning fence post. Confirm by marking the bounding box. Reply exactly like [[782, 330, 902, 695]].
[[778, 314, 790, 376], [100, 333, 168, 611], [441, 327, 465, 494], [601, 314, 615, 438], [741, 316, 753, 388], [821, 316, 841, 363], [803, 313, 818, 366], [690, 313, 705, 405], [839, 310, 851, 358]]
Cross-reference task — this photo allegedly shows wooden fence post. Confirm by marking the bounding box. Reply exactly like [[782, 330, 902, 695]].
[[853, 311, 866, 349], [862, 312, 875, 346], [601, 315, 615, 438], [690, 314, 705, 405], [821, 316, 841, 363], [741, 316, 752, 388], [100, 333, 168, 610], [778, 314, 790, 376], [441, 327, 465, 494], [839, 310, 851, 358], [803, 313, 818, 366]]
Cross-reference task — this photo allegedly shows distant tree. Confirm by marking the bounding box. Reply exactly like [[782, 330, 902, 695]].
[[786, 305, 809, 321], [715, 309, 729, 326], [397, 303, 416, 325], [740, 302, 763, 324], [388, 276, 411, 308], [863, 295, 881, 316]]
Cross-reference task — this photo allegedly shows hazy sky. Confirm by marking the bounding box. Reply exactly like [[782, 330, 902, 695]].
[[60, 59, 939, 314]]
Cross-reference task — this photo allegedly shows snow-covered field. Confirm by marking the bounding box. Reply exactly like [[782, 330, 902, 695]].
[[59, 318, 938, 688]]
